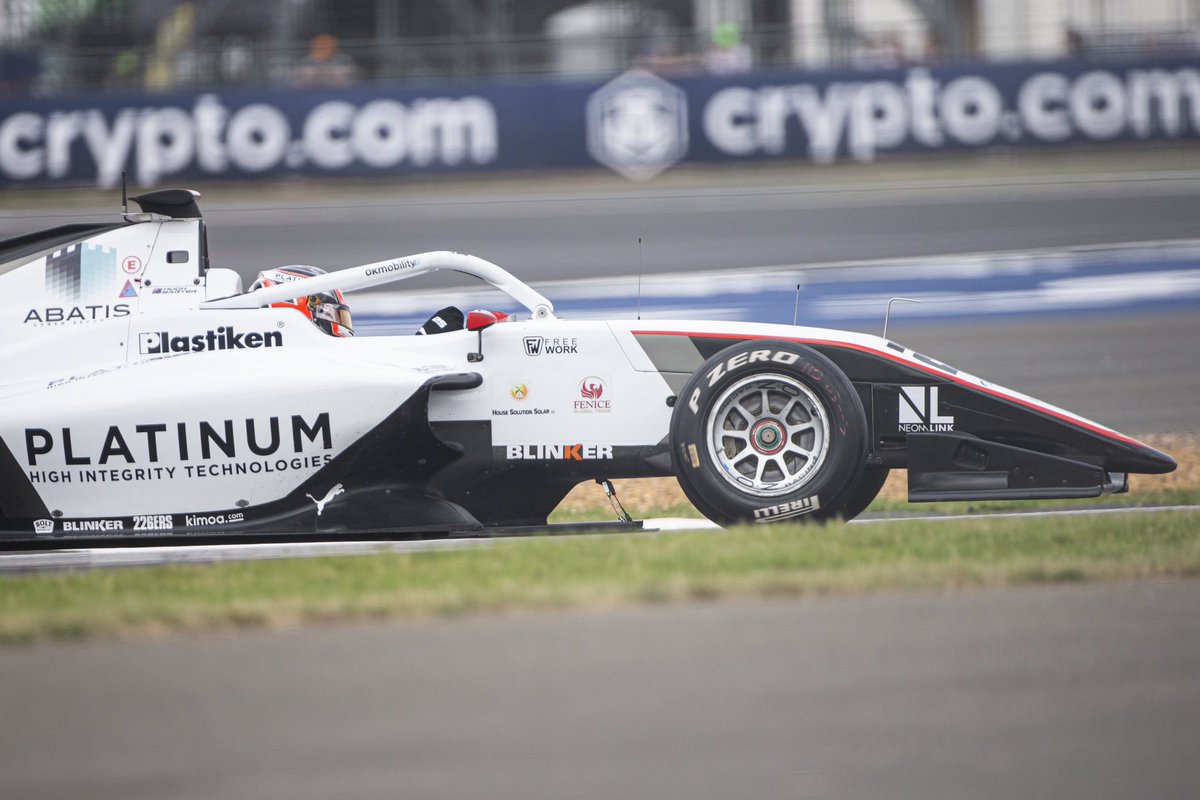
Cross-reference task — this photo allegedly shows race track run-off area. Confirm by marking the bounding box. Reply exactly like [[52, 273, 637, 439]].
[[2, 580, 1198, 800]]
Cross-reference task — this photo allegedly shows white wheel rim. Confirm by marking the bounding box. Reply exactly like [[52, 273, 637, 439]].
[[704, 374, 830, 497]]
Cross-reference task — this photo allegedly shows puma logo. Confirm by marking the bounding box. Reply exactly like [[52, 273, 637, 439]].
[[306, 483, 345, 516]]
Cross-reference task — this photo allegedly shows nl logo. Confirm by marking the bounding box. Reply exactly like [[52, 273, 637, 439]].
[[898, 386, 955, 432]]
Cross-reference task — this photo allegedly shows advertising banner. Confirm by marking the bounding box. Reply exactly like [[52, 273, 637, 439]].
[[1, 58, 1197, 187]]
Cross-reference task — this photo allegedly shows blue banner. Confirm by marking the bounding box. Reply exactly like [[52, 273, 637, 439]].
[[1, 58, 1197, 187]]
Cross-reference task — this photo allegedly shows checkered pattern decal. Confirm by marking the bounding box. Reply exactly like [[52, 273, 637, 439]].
[[44, 244, 117, 301], [44, 245, 81, 300]]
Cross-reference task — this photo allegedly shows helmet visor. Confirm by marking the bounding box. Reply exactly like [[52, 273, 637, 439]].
[[312, 301, 354, 336]]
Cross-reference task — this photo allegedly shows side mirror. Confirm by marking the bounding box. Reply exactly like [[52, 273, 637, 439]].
[[465, 310, 509, 361], [466, 309, 508, 332]]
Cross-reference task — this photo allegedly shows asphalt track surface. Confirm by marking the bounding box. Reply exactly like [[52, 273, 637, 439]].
[[5, 152, 1200, 284], [197, 168, 1200, 284], [2, 581, 1198, 800]]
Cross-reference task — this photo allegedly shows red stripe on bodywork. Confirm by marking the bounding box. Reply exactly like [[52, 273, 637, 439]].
[[631, 329, 1150, 450]]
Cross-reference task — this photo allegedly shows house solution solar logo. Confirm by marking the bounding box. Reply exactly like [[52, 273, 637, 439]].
[[139, 327, 283, 354]]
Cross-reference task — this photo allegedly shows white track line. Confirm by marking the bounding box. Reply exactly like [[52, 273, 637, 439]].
[[0, 538, 490, 573], [851, 504, 1200, 525], [2, 506, 1195, 573], [647, 505, 1200, 531]]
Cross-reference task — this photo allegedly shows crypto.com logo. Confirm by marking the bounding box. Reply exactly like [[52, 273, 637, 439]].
[[587, 69, 688, 181]]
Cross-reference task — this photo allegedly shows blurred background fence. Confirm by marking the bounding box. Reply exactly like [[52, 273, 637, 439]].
[[1, 0, 1198, 96], [1, 1, 1197, 188]]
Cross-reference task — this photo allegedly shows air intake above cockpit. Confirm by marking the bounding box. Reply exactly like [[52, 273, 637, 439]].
[[129, 189, 202, 219]]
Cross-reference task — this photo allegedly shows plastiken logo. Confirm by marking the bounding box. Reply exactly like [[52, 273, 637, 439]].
[[139, 327, 283, 354], [898, 386, 955, 432], [587, 69, 688, 181]]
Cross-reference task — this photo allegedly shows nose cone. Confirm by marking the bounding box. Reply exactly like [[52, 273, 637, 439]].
[[1118, 439, 1177, 475]]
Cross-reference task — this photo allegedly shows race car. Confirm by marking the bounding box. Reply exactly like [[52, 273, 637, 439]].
[[0, 189, 1177, 541]]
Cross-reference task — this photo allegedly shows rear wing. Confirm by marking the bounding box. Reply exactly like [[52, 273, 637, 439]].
[[202, 250, 556, 320]]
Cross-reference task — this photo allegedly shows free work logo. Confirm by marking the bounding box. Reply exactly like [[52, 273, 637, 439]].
[[522, 336, 578, 356]]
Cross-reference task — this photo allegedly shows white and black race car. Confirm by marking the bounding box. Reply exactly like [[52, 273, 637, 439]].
[[0, 189, 1176, 541]]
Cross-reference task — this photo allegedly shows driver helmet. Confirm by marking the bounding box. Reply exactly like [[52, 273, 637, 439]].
[[249, 265, 353, 337]]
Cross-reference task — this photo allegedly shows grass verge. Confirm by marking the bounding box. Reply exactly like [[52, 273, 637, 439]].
[[549, 488, 1200, 524], [863, 489, 1200, 516], [3, 509, 1198, 644]]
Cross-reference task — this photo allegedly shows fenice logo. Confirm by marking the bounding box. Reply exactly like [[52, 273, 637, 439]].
[[33, 519, 54, 534], [574, 377, 612, 413], [898, 386, 955, 432], [523, 336, 579, 356], [139, 327, 283, 354]]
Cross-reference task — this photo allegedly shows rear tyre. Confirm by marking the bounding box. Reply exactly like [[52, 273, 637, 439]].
[[669, 340, 867, 526]]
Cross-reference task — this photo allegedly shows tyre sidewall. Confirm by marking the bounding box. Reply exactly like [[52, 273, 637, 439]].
[[670, 341, 866, 525]]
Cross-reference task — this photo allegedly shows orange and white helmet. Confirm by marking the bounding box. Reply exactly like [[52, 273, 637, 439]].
[[249, 265, 353, 337]]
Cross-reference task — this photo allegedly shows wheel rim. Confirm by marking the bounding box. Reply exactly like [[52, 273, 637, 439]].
[[705, 374, 830, 497]]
